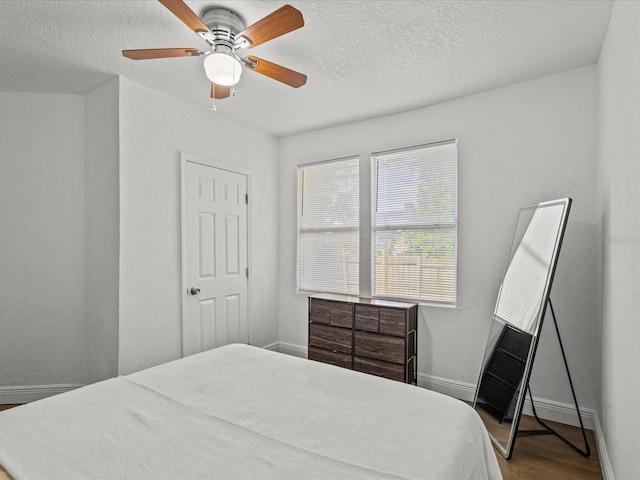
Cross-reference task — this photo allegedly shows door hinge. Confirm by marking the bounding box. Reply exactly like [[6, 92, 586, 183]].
[[245, 193, 248, 204], [246, 267, 249, 278]]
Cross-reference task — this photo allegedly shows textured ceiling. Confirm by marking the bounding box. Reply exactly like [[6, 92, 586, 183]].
[[0, 0, 613, 137]]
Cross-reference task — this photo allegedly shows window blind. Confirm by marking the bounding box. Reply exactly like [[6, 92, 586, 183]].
[[297, 157, 359, 294], [371, 140, 457, 304]]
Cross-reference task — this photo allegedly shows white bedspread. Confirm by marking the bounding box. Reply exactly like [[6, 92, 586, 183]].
[[0, 344, 502, 479]]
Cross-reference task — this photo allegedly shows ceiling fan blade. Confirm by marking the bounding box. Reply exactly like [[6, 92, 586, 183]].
[[158, 0, 210, 35], [236, 5, 304, 48], [122, 48, 202, 60], [211, 83, 230, 100], [246, 56, 307, 88]]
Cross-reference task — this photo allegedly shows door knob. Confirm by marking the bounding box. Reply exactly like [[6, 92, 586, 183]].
[[190, 287, 201, 295]]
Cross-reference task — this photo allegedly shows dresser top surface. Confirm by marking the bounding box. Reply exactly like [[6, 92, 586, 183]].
[[309, 293, 417, 309]]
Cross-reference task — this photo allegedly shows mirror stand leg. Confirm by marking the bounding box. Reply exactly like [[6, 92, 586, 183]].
[[517, 299, 591, 458]]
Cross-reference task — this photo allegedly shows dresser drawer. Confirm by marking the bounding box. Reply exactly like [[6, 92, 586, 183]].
[[354, 356, 405, 382], [308, 346, 352, 369], [379, 308, 407, 336], [355, 330, 405, 364], [310, 299, 353, 328], [355, 305, 379, 332], [355, 306, 408, 337], [309, 323, 353, 354]]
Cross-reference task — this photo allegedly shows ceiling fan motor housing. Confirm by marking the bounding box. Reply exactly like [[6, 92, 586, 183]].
[[201, 7, 246, 52]]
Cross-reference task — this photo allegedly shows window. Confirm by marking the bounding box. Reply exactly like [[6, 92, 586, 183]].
[[297, 157, 359, 295], [372, 140, 457, 304], [296, 140, 457, 305]]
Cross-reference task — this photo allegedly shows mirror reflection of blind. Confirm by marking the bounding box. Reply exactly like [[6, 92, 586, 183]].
[[495, 204, 565, 333], [297, 157, 359, 294], [371, 141, 457, 303]]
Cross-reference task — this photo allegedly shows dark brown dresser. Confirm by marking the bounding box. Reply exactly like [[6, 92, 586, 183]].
[[308, 293, 418, 384]]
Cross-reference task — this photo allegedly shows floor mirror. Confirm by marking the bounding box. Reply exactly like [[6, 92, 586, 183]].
[[473, 198, 587, 460]]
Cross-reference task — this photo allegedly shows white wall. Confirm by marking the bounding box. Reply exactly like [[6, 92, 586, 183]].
[[0, 79, 282, 388], [84, 78, 120, 383], [0, 92, 88, 385], [278, 66, 600, 410], [598, 2, 640, 478], [117, 78, 280, 375]]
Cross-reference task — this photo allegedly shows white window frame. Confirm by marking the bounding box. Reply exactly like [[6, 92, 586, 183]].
[[370, 140, 458, 305], [296, 156, 360, 295]]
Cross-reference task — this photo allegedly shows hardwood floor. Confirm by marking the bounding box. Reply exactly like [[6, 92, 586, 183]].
[[494, 415, 602, 480], [0, 405, 603, 479]]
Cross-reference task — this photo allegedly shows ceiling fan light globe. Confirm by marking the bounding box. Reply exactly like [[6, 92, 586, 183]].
[[204, 53, 242, 86]]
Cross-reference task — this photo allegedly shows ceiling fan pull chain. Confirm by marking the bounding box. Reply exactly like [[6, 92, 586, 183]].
[[210, 90, 217, 111], [232, 59, 237, 97]]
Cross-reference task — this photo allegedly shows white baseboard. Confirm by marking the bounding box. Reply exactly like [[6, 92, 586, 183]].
[[593, 411, 614, 480], [520, 395, 595, 430], [0, 384, 84, 404], [275, 341, 308, 358], [260, 341, 280, 352], [418, 372, 477, 401]]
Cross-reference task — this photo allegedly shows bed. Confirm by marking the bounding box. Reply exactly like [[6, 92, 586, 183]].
[[0, 344, 502, 479]]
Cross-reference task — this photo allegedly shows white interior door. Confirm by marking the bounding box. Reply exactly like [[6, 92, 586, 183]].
[[182, 157, 248, 357]]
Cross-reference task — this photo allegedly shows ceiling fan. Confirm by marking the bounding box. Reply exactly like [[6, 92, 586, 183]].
[[122, 0, 307, 103]]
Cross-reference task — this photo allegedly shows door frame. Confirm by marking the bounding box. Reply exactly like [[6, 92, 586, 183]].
[[180, 151, 252, 356]]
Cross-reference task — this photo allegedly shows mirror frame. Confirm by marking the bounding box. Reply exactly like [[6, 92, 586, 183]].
[[473, 197, 572, 459]]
